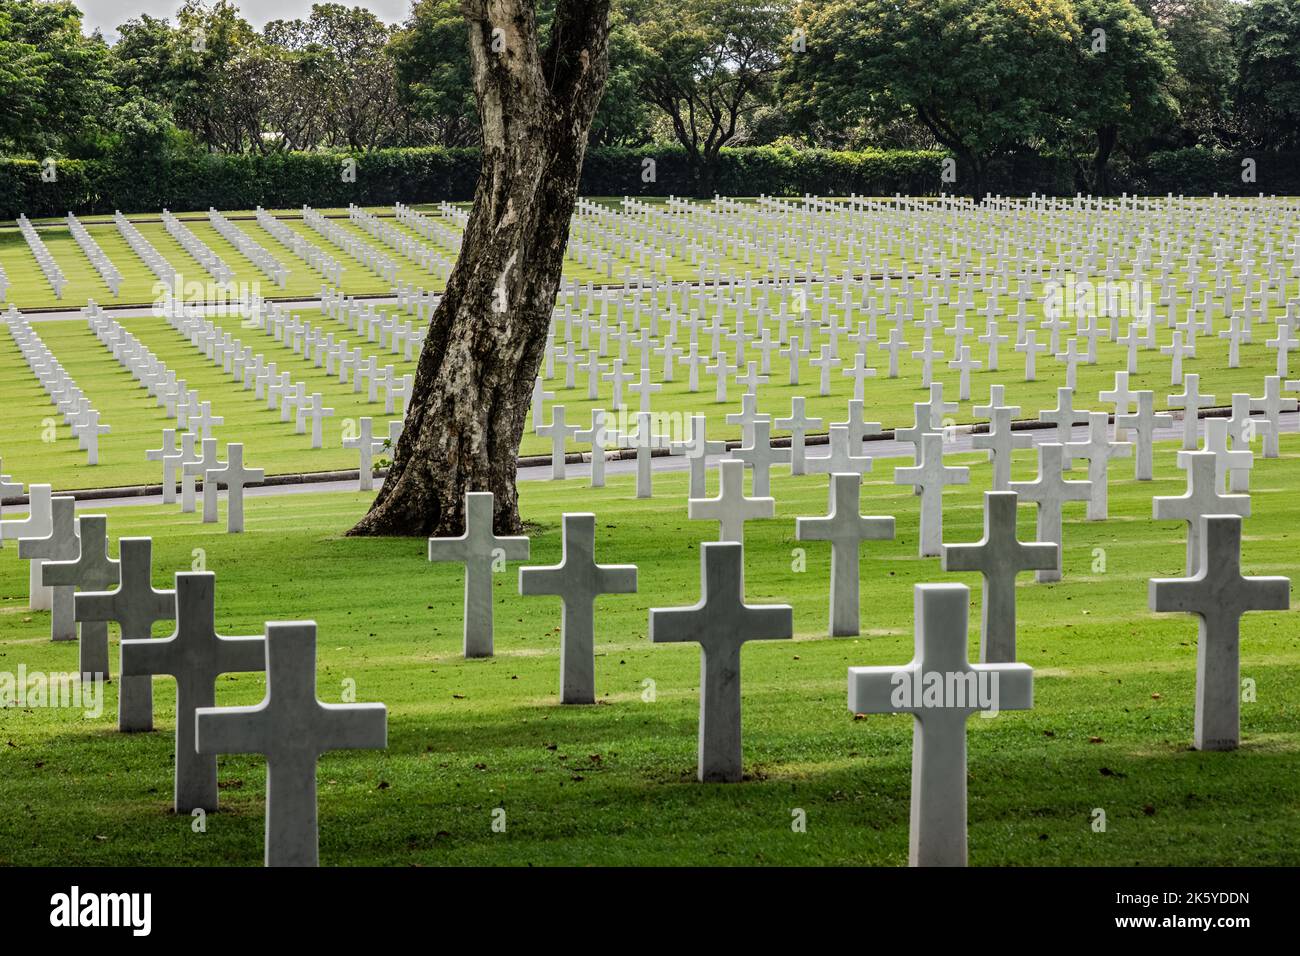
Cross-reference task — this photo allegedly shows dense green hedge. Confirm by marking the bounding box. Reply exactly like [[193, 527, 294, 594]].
[[1139, 147, 1300, 196], [1, 145, 1296, 221]]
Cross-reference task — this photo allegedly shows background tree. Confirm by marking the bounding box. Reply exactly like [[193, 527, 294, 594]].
[[389, 0, 481, 147], [349, 0, 612, 537], [627, 0, 790, 196], [784, 0, 1080, 197], [1235, 0, 1300, 151], [0, 0, 114, 157], [1063, 0, 1177, 192], [266, 4, 404, 150], [1138, 0, 1242, 147]]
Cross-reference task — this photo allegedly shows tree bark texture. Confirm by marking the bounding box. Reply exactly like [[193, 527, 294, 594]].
[[349, 0, 611, 537]]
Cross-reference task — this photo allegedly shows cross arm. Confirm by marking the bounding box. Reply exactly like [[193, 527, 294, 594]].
[[120, 635, 183, 678], [848, 664, 915, 715], [317, 702, 388, 753], [1148, 576, 1206, 615], [195, 702, 270, 756], [595, 565, 638, 595]]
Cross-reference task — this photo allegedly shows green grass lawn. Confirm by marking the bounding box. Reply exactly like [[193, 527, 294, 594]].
[[0, 435, 1297, 866]]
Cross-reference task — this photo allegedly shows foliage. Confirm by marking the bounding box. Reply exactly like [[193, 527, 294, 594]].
[[0, 0, 1296, 195], [1235, 0, 1300, 150]]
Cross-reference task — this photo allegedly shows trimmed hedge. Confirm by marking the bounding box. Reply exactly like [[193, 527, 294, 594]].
[[2, 145, 1296, 221], [1140, 147, 1300, 196]]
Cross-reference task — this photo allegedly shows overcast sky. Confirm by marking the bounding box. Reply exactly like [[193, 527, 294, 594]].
[[76, 1, 412, 40]]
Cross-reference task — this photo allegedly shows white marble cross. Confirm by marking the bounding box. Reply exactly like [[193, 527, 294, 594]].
[[196, 621, 387, 866], [730, 419, 790, 497], [649, 541, 792, 782], [342, 417, 384, 492], [622, 411, 673, 498], [1154, 451, 1249, 575], [1249, 376, 1296, 459], [796, 473, 894, 636], [428, 491, 530, 658], [296, 393, 334, 449], [941, 491, 1057, 661], [849, 583, 1033, 866], [519, 513, 637, 704], [1008, 443, 1091, 582], [1149, 515, 1289, 751], [1116, 391, 1173, 480], [689, 459, 775, 544], [20, 496, 80, 640], [973, 406, 1031, 491], [75, 537, 176, 731], [671, 413, 725, 498], [0, 483, 52, 609], [842, 351, 877, 402], [1183, 418, 1251, 494], [947, 345, 982, 400], [1015, 330, 1047, 381], [537, 405, 581, 480], [806, 424, 872, 477], [575, 408, 610, 488], [44, 514, 119, 679], [725, 392, 768, 447], [205, 443, 264, 533], [894, 433, 969, 557], [1100, 371, 1138, 441], [1169, 373, 1212, 450], [775, 397, 823, 475], [121, 572, 265, 812], [1065, 412, 1132, 520], [1039, 387, 1088, 444]]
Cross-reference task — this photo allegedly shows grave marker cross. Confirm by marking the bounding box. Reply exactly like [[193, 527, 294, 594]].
[[519, 514, 637, 704], [649, 542, 792, 782], [848, 583, 1033, 866], [196, 621, 387, 866], [941, 491, 1057, 662], [120, 572, 265, 812], [796, 473, 895, 636], [428, 491, 530, 658], [1149, 516, 1289, 751]]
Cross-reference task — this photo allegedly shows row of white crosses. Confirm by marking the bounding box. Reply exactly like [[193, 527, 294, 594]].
[[3, 308, 110, 464], [349, 205, 454, 282], [430, 360, 1297, 864], [114, 211, 179, 287], [208, 208, 290, 289], [391, 279, 439, 321], [157, 295, 404, 454], [511, 194, 1300, 449], [145, 429, 264, 533], [82, 303, 265, 527], [162, 209, 234, 287], [394, 203, 463, 257], [252, 298, 416, 421], [255, 207, 345, 285], [67, 213, 124, 296], [17, 214, 67, 299], [0, 484, 383, 865], [0, 257, 7, 301], [85, 304, 226, 449], [0, 476, 384, 865], [320, 286, 428, 362], [302, 206, 399, 283]]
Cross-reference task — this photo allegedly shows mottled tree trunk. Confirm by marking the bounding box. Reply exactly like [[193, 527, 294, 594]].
[[349, 0, 611, 537]]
